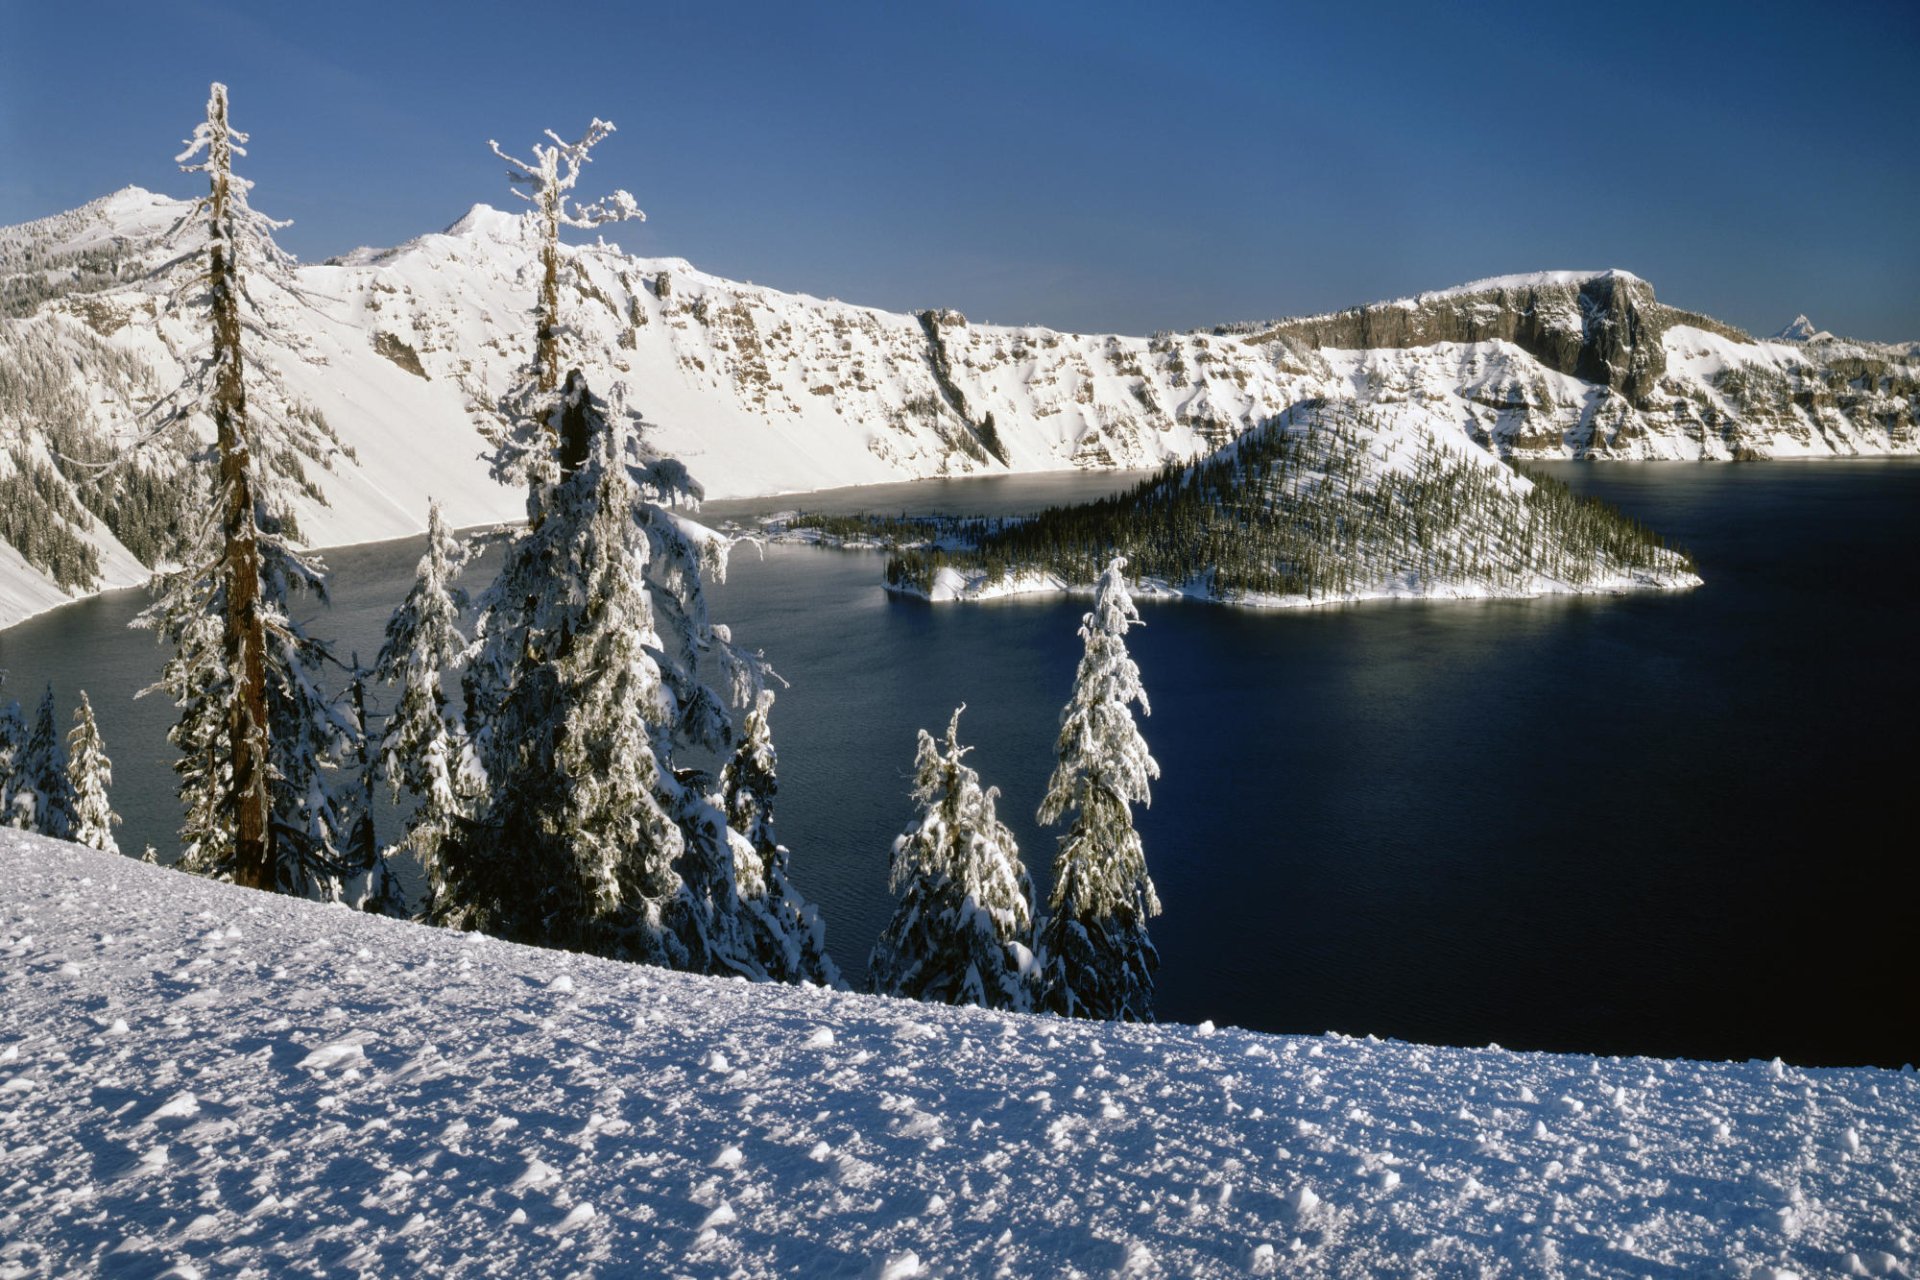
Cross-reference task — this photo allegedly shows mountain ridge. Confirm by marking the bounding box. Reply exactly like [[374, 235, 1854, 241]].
[[1, 188, 1916, 627]]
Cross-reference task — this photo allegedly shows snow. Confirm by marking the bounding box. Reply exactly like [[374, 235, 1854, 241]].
[[1276, 270, 1648, 324], [3, 829, 1915, 1277], [1773, 315, 1835, 343], [2, 191, 1916, 631], [1395, 268, 1646, 306]]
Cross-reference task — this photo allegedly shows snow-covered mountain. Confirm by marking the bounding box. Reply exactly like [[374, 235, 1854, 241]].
[[1773, 314, 1833, 343], [2, 187, 1916, 627], [5, 829, 1915, 1278]]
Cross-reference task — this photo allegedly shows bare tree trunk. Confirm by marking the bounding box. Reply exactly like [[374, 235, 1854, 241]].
[[537, 202, 562, 395], [206, 86, 272, 890]]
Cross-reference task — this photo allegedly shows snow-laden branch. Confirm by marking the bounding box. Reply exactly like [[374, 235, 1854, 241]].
[[487, 119, 645, 232]]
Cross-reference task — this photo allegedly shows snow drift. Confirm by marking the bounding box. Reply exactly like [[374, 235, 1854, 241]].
[[3, 831, 1915, 1278]]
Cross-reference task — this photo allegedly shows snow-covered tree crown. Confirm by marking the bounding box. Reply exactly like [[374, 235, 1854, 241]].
[[176, 83, 248, 185], [166, 82, 293, 268], [487, 120, 645, 233], [1038, 556, 1158, 826], [1034, 556, 1162, 1022], [487, 119, 646, 467]]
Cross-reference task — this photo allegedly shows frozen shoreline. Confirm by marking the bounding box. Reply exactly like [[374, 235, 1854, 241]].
[[888, 563, 1705, 610]]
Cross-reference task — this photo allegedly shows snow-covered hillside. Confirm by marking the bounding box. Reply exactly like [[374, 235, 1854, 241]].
[[3, 831, 1915, 1278], [2, 187, 1916, 628]]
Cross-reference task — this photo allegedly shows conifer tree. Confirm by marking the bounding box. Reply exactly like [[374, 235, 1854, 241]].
[[447, 121, 833, 981], [373, 500, 472, 913], [445, 377, 707, 963], [721, 684, 842, 985], [136, 84, 363, 900], [66, 691, 121, 855], [184, 81, 270, 884], [339, 658, 403, 915], [10, 686, 80, 840], [1034, 558, 1162, 1022], [0, 687, 23, 827], [869, 706, 1036, 1011]]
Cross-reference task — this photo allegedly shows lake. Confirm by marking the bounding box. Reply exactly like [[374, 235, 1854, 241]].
[[3, 461, 1914, 1067]]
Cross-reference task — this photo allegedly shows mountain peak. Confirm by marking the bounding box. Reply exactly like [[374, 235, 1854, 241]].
[[1771, 314, 1830, 342], [444, 203, 531, 241]]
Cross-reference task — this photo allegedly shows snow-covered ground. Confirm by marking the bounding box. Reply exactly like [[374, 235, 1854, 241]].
[[3, 831, 1913, 1278]]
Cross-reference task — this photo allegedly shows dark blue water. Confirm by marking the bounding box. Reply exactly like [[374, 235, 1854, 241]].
[[4, 462, 1915, 1066]]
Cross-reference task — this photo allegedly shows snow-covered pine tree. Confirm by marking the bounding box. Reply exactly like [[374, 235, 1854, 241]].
[[373, 500, 473, 914], [869, 706, 1036, 1011], [135, 84, 364, 900], [10, 686, 80, 840], [720, 682, 842, 986], [179, 80, 269, 884], [66, 690, 122, 855], [446, 375, 706, 963], [1034, 557, 1162, 1022], [484, 120, 642, 500], [0, 685, 23, 827], [449, 122, 830, 981], [339, 658, 403, 915]]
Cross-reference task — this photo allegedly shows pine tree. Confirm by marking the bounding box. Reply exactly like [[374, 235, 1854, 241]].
[[66, 690, 121, 855], [444, 378, 706, 964], [135, 84, 363, 900], [10, 686, 80, 840], [720, 685, 842, 985], [373, 500, 473, 914], [0, 686, 23, 827], [869, 706, 1036, 1011], [1034, 558, 1162, 1022], [446, 121, 832, 981], [184, 80, 271, 885], [339, 658, 403, 915]]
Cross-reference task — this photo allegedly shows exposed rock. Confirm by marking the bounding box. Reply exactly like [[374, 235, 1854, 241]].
[[372, 331, 429, 379], [1240, 272, 1748, 410]]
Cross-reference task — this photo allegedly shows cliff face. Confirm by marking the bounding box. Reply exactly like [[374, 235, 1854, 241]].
[[1234, 272, 1916, 461], [1240, 271, 1754, 410]]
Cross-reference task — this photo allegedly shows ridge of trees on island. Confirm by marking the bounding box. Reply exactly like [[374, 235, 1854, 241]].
[[0, 86, 1167, 1024], [882, 407, 1694, 603]]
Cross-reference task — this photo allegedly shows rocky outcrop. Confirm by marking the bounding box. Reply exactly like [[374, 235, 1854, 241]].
[[914, 308, 1006, 464], [1240, 272, 1750, 410]]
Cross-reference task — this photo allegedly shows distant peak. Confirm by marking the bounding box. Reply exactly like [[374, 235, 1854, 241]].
[[443, 203, 529, 240], [1771, 314, 1828, 342]]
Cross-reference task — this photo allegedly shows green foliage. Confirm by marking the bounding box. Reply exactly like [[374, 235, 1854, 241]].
[[0, 242, 137, 319], [782, 511, 1000, 547], [886, 408, 1693, 601], [0, 452, 101, 590]]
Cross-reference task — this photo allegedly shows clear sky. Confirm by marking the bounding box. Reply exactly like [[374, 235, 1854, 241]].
[[5, 0, 1917, 339]]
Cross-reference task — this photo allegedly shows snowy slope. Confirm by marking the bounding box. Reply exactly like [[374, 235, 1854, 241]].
[[4, 831, 1915, 1279], [2, 189, 1916, 628]]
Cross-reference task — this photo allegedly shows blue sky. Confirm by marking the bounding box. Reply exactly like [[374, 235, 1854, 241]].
[[4, 0, 1917, 338]]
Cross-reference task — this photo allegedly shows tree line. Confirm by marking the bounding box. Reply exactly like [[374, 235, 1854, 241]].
[[885, 405, 1694, 601]]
